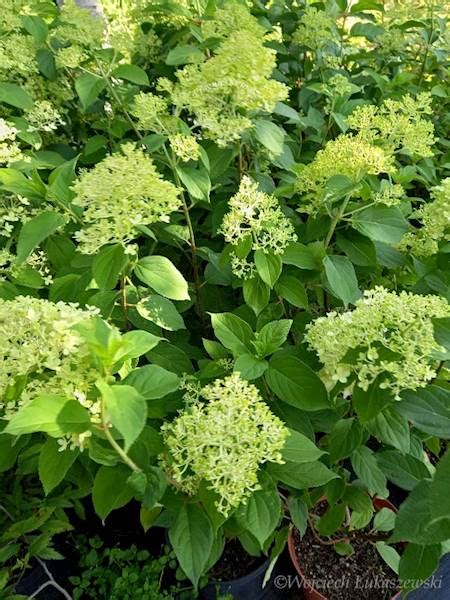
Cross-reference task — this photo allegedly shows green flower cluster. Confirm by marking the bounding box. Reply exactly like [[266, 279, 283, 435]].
[[0, 119, 23, 165], [220, 176, 297, 277], [399, 178, 450, 256], [169, 134, 201, 162], [0, 296, 99, 419], [305, 287, 449, 399], [347, 93, 435, 158], [72, 144, 180, 253], [296, 135, 394, 214], [161, 373, 289, 515], [293, 7, 337, 50], [169, 4, 287, 146]]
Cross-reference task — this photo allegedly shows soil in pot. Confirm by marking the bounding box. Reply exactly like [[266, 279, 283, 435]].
[[208, 539, 264, 581], [292, 502, 399, 600]]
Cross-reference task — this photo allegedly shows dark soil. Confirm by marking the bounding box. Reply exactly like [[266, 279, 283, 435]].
[[293, 503, 399, 600], [208, 538, 264, 582]]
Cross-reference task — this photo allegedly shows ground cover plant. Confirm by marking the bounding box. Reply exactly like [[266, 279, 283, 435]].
[[0, 0, 449, 598]]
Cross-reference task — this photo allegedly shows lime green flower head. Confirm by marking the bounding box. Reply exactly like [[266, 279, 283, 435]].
[[347, 93, 435, 158], [54, 0, 104, 50], [296, 135, 394, 215], [398, 178, 450, 257], [161, 373, 289, 515], [72, 143, 180, 254], [0, 119, 23, 166], [169, 134, 201, 162], [170, 28, 288, 146], [0, 296, 100, 419], [293, 7, 337, 50], [305, 287, 450, 399], [220, 176, 297, 277], [202, 1, 265, 40]]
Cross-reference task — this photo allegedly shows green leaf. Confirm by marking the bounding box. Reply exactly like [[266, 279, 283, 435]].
[[3, 395, 90, 437], [328, 418, 363, 463], [282, 242, 318, 270], [275, 276, 308, 309], [367, 407, 410, 454], [374, 508, 396, 532], [209, 312, 254, 357], [124, 365, 179, 399], [392, 481, 449, 544], [113, 64, 149, 86], [253, 319, 292, 357], [254, 250, 282, 287], [433, 317, 450, 360], [351, 446, 388, 497], [135, 256, 190, 301], [137, 295, 185, 330], [75, 72, 106, 110], [269, 460, 337, 489], [37, 48, 57, 80], [16, 211, 65, 265], [287, 497, 308, 536], [323, 255, 360, 306], [352, 379, 391, 423], [169, 503, 214, 588], [175, 165, 210, 201], [92, 465, 134, 520], [92, 244, 128, 290], [318, 503, 346, 537], [120, 330, 162, 359], [430, 449, 450, 524], [265, 355, 329, 411], [98, 382, 147, 452], [254, 119, 285, 156], [165, 45, 204, 65], [21, 15, 48, 42], [396, 386, 450, 438], [375, 542, 400, 574], [377, 450, 430, 491], [353, 206, 409, 244], [336, 229, 377, 267], [399, 543, 441, 591], [0, 169, 45, 200], [236, 487, 281, 548], [243, 276, 270, 316], [38, 439, 78, 495], [234, 354, 268, 380], [281, 429, 325, 463], [0, 83, 34, 110]]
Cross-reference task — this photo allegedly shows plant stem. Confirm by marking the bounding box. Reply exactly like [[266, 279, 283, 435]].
[[102, 422, 142, 473], [324, 195, 351, 249]]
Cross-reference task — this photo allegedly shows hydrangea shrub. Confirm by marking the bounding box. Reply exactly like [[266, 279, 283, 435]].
[[0, 0, 449, 594]]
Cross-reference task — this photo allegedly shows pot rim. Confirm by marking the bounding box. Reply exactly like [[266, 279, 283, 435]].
[[287, 496, 400, 600]]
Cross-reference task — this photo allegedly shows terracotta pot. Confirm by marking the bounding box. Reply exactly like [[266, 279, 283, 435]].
[[287, 497, 401, 600]]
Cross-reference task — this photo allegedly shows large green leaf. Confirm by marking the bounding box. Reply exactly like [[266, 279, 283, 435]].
[[169, 503, 214, 587], [137, 295, 186, 330], [209, 312, 254, 357], [75, 72, 106, 109], [398, 543, 441, 592], [281, 429, 325, 463], [92, 465, 134, 520], [124, 365, 180, 399], [98, 382, 147, 452], [269, 460, 338, 489], [253, 319, 292, 357], [265, 355, 329, 411], [0, 83, 34, 109], [3, 395, 90, 437], [254, 119, 285, 156], [328, 418, 363, 462], [113, 64, 149, 86], [243, 275, 270, 316], [135, 256, 190, 301], [396, 386, 450, 438], [16, 211, 66, 265], [367, 407, 410, 454], [351, 446, 388, 497], [323, 255, 360, 306], [92, 244, 128, 290], [377, 450, 430, 491], [38, 438, 78, 495], [352, 206, 409, 244], [254, 250, 282, 288], [236, 486, 281, 548]]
